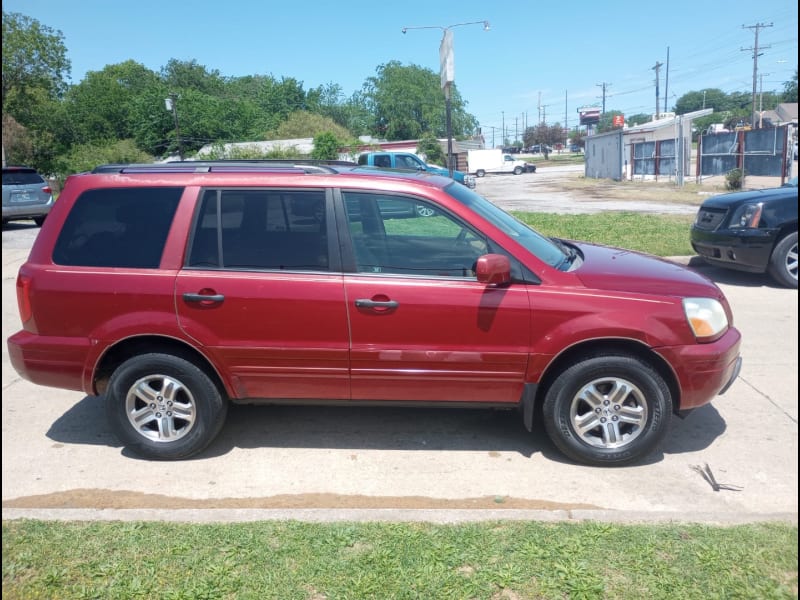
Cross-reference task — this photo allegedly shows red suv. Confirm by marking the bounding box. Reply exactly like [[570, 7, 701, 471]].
[[7, 161, 742, 466]]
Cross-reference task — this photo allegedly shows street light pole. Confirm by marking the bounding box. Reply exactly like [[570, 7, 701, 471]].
[[402, 20, 489, 178]]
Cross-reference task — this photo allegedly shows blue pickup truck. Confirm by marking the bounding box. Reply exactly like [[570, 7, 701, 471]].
[[357, 152, 476, 189]]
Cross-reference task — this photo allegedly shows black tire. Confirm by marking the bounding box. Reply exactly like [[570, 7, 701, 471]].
[[476, 169, 486, 178], [767, 231, 798, 289], [106, 353, 228, 460], [542, 354, 672, 466], [33, 216, 46, 227], [513, 166, 523, 175]]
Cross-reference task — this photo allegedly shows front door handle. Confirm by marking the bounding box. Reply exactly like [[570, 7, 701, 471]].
[[355, 298, 399, 310]]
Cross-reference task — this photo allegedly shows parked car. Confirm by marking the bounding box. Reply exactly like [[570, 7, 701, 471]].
[[7, 160, 742, 466], [690, 178, 798, 288], [2, 166, 54, 227], [570, 144, 583, 153], [527, 145, 553, 154]]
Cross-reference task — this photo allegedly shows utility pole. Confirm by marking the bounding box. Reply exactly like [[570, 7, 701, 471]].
[[664, 46, 670, 114], [537, 92, 542, 124], [501, 111, 505, 145], [597, 82, 610, 115], [652, 62, 663, 119], [742, 22, 772, 128], [564, 90, 568, 144], [165, 93, 184, 160]]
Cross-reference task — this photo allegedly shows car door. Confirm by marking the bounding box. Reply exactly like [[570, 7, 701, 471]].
[[339, 190, 531, 403], [175, 187, 350, 400]]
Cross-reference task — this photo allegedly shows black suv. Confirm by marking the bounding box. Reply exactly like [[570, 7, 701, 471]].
[[690, 178, 798, 288]]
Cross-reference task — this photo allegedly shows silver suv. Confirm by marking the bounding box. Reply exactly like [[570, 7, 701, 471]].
[[2, 166, 54, 227]]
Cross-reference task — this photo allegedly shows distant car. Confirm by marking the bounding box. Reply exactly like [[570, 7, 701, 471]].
[[570, 144, 583, 153], [2, 166, 54, 227], [690, 178, 798, 288], [522, 162, 537, 173], [527, 144, 553, 154]]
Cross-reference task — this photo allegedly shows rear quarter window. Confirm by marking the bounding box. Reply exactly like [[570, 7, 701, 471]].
[[52, 187, 183, 268]]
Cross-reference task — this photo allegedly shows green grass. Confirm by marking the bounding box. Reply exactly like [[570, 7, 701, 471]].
[[514, 211, 696, 256], [3, 519, 796, 599]]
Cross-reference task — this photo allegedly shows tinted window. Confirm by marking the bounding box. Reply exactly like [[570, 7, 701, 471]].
[[53, 187, 182, 268], [187, 189, 329, 271], [2, 170, 45, 185], [343, 191, 487, 277]]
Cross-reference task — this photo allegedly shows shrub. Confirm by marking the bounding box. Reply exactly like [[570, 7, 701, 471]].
[[725, 168, 745, 190]]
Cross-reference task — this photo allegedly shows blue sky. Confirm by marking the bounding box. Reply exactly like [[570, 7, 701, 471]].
[[5, 0, 798, 143]]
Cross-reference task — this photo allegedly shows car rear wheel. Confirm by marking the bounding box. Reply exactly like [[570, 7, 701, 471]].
[[476, 169, 486, 177], [33, 216, 46, 227], [542, 354, 672, 466], [767, 231, 798, 288], [106, 353, 228, 460]]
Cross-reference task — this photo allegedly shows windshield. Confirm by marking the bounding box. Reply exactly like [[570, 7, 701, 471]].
[[445, 182, 568, 268]]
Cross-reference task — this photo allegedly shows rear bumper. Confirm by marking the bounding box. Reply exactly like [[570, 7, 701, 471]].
[[2, 197, 54, 220], [655, 326, 743, 411], [7, 330, 92, 393]]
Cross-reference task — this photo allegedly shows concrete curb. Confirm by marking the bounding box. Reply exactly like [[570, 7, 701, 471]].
[[3, 508, 797, 525]]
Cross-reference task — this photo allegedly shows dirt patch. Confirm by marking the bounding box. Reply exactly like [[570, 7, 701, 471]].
[[3, 489, 600, 511]]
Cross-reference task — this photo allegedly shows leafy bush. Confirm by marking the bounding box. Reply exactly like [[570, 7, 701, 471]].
[[725, 168, 745, 190], [58, 139, 153, 177], [310, 131, 340, 160]]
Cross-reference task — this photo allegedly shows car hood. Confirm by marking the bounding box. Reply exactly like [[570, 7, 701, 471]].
[[573, 241, 721, 298], [699, 185, 797, 209]]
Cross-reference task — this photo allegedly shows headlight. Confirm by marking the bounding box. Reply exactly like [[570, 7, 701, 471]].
[[682, 298, 728, 340], [728, 202, 763, 228]]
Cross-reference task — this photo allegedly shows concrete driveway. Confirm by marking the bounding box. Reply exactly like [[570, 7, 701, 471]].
[[2, 196, 797, 524]]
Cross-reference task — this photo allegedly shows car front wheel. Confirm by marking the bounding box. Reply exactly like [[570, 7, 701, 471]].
[[768, 231, 798, 288], [513, 166, 523, 175], [476, 169, 486, 177], [106, 353, 228, 460], [542, 354, 672, 466]]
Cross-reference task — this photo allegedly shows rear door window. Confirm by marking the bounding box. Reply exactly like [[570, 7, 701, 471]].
[[186, 189, 330, 271]]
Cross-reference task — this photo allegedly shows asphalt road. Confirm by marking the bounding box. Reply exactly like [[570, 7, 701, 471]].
[[2, 184, 797, 524]]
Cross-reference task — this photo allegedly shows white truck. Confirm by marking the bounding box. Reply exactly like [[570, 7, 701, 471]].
[[467, 148, 533, 177]]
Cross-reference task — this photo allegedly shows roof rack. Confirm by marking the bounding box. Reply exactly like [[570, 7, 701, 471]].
[[91, 159, 357, 175]]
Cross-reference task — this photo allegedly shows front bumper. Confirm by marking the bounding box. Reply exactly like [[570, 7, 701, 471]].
[[690, 226, 776, 274], [655, 326, 742, 411]]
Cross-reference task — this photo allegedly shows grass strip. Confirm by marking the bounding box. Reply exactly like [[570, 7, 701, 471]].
[[3, 519, 796, 599]]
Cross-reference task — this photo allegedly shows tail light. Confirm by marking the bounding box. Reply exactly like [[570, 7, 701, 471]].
[[16, 274, 32, 324], [42, 186, 52, 195]]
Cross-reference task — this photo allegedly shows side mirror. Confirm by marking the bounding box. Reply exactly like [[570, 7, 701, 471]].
[[476, 253, 511, 286]]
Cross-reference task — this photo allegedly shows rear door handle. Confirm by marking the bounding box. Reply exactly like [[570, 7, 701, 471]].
[[183, 292, 225, 303]]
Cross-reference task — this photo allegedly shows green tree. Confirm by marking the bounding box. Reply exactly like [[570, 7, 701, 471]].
[[596, 111, 624, 133], [416, 133, 446, 165], [62, 61, 160, 146], [362, 61, 477, 140], [310, 131, 340, 159], [2, 11, 70, 120], [782, 69, 797, 103], [626, 113, 651, 127]]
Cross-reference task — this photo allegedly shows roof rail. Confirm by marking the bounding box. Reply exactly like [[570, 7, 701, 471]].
[[91, 159, 357, 175]]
